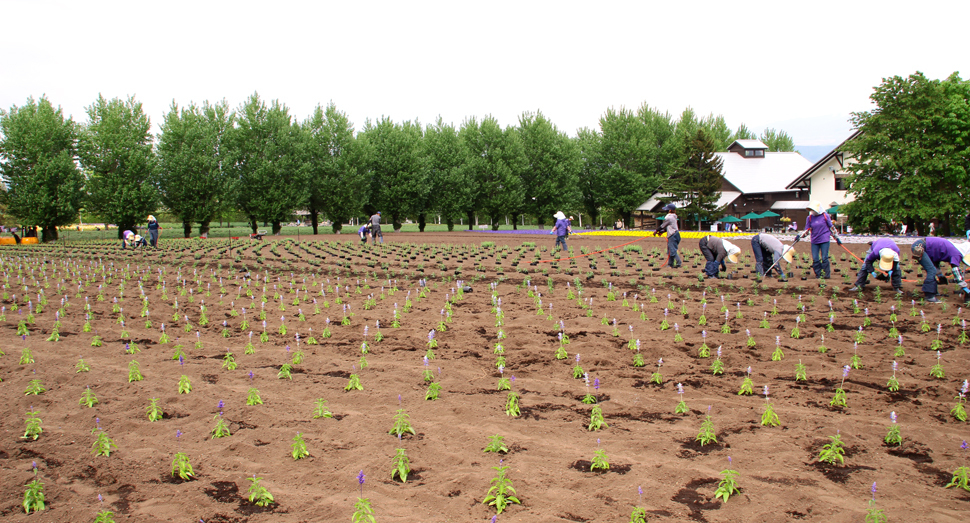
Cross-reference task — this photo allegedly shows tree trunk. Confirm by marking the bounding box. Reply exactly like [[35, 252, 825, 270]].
[[418, 213, 426, 232], [310, 210, 319, 235], [943, 211, 952, 237], [392, 213, 402, 232], [271, 221, 282, 235], [331, 221, 343, 234], [199, 221, 211, 238], [467, 211, 474, 231], [512, 214, 518, 230], [249, 217, 258, 234], [41, 225, 58, 242], [117, 222, 134, 239], [446, 217, 455, 232], [183, 221, 192, 238], [491, 215, 500, 231]]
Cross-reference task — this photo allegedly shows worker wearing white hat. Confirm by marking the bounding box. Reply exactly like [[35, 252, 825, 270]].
[[751, 233, 795, 279], [848, 238, 902, 294], [699, 235, 741, 278], [800, 201, 842, 280], [550, 211, 571, 254]]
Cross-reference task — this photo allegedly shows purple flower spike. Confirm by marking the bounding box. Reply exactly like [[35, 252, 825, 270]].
[[594, 378, 600, 390], [961, 440, 969, 451], [176, 429, 182, 438]]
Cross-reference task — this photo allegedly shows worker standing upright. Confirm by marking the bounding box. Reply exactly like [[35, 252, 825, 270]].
[[654, 203, 682, 268]]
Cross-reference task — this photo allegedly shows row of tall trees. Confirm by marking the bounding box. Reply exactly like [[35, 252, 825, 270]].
[[0, 93, 797, 240]]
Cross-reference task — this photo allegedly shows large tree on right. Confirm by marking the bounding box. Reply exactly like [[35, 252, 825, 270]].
[[842, 72, 970, 235]]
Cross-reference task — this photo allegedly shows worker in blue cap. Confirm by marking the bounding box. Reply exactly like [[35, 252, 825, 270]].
[[654, 203, 681, 268], [369, 212, 383, 244], [911, 237, 970, 303]]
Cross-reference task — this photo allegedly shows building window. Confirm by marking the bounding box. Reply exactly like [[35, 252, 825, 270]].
[[745, 150, 753, 157], [754, 150, 764, 157], [835, 176, 847, 191]]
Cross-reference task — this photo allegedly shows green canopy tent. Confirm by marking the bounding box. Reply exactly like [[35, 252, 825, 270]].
[[718, 215, 742, 231], [826, 205, 840, 214], [760, 210, 781, 218], [739, 212, 762, 231]]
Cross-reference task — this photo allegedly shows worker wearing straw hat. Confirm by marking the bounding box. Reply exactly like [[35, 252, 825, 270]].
[[911, 237, 970, 303], [699, 235, 740, 278], [751, 232, 795, 279], [848, 238, 902, 294]]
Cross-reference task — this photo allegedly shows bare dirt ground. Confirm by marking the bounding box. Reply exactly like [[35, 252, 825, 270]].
[[1, 232, 968, 523]]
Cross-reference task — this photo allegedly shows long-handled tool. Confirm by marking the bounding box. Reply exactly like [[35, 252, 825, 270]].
[[761, 234, 803, 279]]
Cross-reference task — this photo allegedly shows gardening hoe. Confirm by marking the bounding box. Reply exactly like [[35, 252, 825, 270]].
[[762, 234, 803, 281]]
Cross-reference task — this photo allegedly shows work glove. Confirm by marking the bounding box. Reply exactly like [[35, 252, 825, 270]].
[[875, 272, 888, 281], [938, 275, 949, 285], [960, 280, 969, 290], [834, 235, 843, 245]]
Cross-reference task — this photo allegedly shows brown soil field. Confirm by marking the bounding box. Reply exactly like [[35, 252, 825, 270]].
[[1, 232, 968, 523]]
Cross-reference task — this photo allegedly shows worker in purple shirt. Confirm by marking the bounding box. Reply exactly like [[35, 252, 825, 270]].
[[550, 211, 571, 254], [848, 238, 902, 294], [358, 223, 372, 244], [800, 202, 842, 280], [911, 238, 970, 303]]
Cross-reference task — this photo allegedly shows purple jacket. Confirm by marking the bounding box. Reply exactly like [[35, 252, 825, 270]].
[[864, 238, 900, 265], [805, 213, 834, 244], [553, 219, 570, 236], [924, 237, 963, 266]]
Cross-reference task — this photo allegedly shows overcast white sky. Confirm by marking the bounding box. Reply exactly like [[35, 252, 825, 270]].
[[2, 0, 967, 146]]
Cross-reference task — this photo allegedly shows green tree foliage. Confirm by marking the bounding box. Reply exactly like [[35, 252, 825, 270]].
[[731, 123, 755, 141], [79, 95, 157, 238], [517, 111, 582, 227], [303, 103, 368, 234], [668, 127, 725, 229], [596, 107, 658, 226], [227, 93, 308, 235], [700, 113, 733, 151], [843, 72, 970, 235], [157, 100, 233, 237], [460, 116, 526, 230], [0, 96, 84, 241], [424, 117, 469, 231], [359, 117, 428, 231], [759, 128, 796, 152], [575, 127, 606, 226]]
